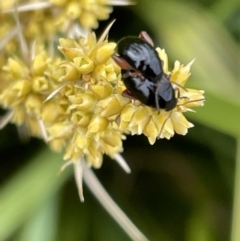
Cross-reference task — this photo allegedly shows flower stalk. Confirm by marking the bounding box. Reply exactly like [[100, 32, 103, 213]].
[[82, 160, 149, 241]]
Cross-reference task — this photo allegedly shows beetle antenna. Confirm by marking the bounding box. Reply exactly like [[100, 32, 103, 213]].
[[177, 98, 206, 107], [172, 82, 188, 92]]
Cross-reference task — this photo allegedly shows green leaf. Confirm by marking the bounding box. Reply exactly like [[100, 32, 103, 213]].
[[0, 148, 71, 241]]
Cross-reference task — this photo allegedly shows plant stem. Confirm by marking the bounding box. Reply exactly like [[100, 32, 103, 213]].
[[82, 161, 149, 241]]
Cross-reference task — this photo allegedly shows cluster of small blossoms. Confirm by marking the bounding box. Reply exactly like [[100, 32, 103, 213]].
[[0, 1, 205, 168], [47, 33, 130, 167], [117, 48, 205, 144], [1, 0, 133, 44], [0, 30, 205, 168]]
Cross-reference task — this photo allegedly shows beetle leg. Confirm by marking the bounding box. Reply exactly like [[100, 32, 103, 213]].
[[159, 111, 172, 137], [175, 88, 188, 102], [175, 88, 181, 99], [112, 55, 133, 70], [122, 89, 135, 99], [129, 69, 145, 80], [122, 68, 145, 81], [155, 81, 161, 111], [139, 31, 154, 46]]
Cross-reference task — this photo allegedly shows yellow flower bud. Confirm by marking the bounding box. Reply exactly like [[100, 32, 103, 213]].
[[32, 77, 49, 92], [12, 106, 27, 125], [49, 139, 65, 152], [101, 130, 123, 147], [64, 142, 84, 161], [61, 84, 75, 97], [66, 2, 82, 19], [78, 33, 97, 52], [143, 120, 159, 145], [171, 60, 193, 86], [73, 56, 94, 74], [120, 104, 136, 122], [79, 12, 98, 29], [71, 111, 92, 127], [92, 43, 116, 64], [97, 95, 130, 117], [68, 93, 96, 112], [58, 63, 79, 82], [48, 122, 74, 139], [28, 117, 43, 138], [58, 97, 71, 115], [129, 107, 151, 130], [31, 52, 49, 76], [90, 83, 113, 99], [42, 100, 59, 122], [159, 116, 174, 139], [3, 58, 28, 79], [87, 142, 103, 168], [11, 80, 32, 97], [156, 48, 169, 73], [88, 115, 109, 133], [74, 130, 90, 149], [58, 38, 83, 61], [171, 112, 194, 135], [25, 94, 42, 117]]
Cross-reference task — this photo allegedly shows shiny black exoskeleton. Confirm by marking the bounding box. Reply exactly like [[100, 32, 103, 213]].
[[112, 31, 177, 111], [117, 37, 162, 82]]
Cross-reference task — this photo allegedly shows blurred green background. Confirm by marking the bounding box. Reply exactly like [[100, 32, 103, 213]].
[[0, 0, 239, 240]]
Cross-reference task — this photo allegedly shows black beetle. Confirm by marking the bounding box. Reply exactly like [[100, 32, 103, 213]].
[[112, 31, 177, 111]]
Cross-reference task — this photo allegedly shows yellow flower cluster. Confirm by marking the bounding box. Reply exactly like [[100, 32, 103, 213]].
[[0, 0, 130, 43], [0, 1, 205, 169], [50, 0, 113, 29], [116, 48, 205, 144], [0, 30, 205, 167]]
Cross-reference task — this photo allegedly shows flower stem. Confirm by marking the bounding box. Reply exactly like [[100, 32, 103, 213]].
[[82, 161, 149, 241], [231, 138, 240, 241]]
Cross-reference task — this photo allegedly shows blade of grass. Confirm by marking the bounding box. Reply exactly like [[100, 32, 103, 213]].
[[0, 148, 71, 241], [231, 138, 240, 241], [18, 194, 59, 241]]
